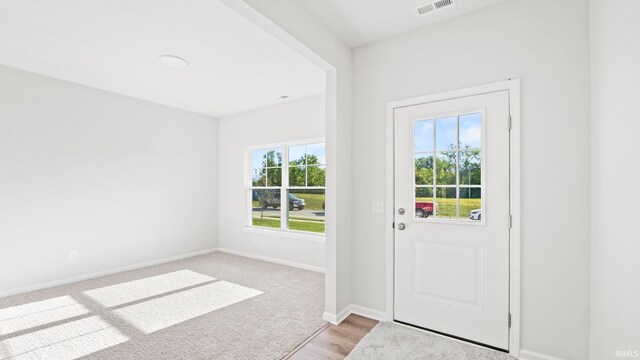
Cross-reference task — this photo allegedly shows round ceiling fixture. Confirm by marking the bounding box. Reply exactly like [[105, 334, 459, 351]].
[[159, 55, 189, 68]]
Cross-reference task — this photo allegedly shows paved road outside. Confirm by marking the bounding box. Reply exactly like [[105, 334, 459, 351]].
[[252, 207, 325, 221]]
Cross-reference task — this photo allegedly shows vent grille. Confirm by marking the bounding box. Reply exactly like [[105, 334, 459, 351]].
[[417, 0, 455, 15]]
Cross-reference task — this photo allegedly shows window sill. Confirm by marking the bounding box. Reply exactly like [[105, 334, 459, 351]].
[[243, 226, 326, 242]]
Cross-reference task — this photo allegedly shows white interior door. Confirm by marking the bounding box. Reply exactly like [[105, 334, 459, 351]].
[[394, 90, 511, 350]]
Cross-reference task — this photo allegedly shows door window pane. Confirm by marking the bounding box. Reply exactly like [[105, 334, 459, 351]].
[[459, 113, 482, 149], [415, 187, 435, 218], [460, 187, 482, 221], [459, 151, 481, 185], [435, 152, 457, 185], [435, 187, 457, 218], [435, 116, 457, 151], [415, 187, 434, 199], [414, 120, 434, 152], [415, 155, 434, 185]]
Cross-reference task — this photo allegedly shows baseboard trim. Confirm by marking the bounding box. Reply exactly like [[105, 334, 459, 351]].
[[519, 349, 568, 360], [336, 306, 352, 323], [216, 248, 325, 273], [323, 305, 351, 325], [0, 248, 218, 298], [323, 304, 387, 326], [349, 305, 387, 321], [323, 312, 338, 324]]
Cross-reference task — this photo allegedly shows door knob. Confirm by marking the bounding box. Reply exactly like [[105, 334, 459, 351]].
[[397, 223, 406, 230]]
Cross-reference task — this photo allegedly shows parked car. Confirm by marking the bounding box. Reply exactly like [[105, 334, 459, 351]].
[[415, 201, 438, 218], [469, 209, 481, 221], [256, 190, 305, 210]]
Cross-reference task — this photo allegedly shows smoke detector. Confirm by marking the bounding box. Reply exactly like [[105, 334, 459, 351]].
[[417, 0, 455, 15]]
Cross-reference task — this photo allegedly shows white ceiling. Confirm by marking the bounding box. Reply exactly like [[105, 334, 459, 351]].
[[0, 1, 325, 118], [298, 0, 508, 48]]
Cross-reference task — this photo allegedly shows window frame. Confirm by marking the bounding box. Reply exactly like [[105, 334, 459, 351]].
[[245, 137, 326, 238]]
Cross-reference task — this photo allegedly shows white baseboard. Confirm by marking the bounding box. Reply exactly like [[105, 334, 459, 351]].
[[323, 304, 387, 326], [519, 349, 568, 360], [323, 305, 351, 325], [337, 306, 352, 323], [349, 304, 387, 321], [216, 248, 325, 273], [0, 248, 218, 298], [322, 312, 337, 324], [1, 247, 324, 299]]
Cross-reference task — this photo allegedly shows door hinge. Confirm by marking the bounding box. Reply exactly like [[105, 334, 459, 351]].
[[508, 214, 512, 229], [508, 115, 512, 131], [392, 222, 395, 229], [508, 313, 512, 328]]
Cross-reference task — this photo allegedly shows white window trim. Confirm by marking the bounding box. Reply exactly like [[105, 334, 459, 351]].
[[245, 137, 326, 238], [243, 226, 326, 242]]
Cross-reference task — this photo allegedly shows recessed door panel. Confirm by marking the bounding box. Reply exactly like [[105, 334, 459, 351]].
[[412, 239, 484, 311]]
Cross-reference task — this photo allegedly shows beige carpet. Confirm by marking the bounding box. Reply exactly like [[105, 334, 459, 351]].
[[0, 252, 325, 359], [346, 322, 515, 360]]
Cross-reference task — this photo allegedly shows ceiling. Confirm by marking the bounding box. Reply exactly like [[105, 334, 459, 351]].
[[298, 0, 508, 48], [0, 1, 325, 118]]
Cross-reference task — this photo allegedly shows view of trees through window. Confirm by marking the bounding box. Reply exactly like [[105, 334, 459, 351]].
[[250, 141, 325, 233], [414, 113, 483, 220]]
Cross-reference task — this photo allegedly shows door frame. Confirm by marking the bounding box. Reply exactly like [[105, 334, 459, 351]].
[[385, 79, 521, 357]]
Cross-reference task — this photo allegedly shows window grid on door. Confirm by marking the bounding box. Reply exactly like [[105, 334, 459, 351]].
[[413, 112, 483, 221]]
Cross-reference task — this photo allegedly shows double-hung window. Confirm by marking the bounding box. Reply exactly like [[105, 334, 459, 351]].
[[248, 139, 325, 234]]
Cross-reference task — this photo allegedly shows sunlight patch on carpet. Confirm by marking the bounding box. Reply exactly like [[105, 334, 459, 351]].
[[0, 296, 90, 336], [113, 281, 262, 334], [83, 270, 216, 308], [0, 316, 128, 360]]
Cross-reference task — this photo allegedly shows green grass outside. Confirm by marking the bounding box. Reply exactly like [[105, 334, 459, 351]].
[[252, 218, 280, 228], [416, 197, 481, 218], [252, 217, 324, 233], [289, 216, 324, 222], [288, 221, 325, 233], [251, 192, 325, 233]]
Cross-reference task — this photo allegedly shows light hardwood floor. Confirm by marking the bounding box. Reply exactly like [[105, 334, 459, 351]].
[[285, 314, 379, 359]]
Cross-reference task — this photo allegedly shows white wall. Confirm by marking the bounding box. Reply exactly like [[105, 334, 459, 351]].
[[0, 66, 219, 294], [589, 1, 640, 359], [226, 0, 353, 319], [217, 96, 326, 269], [351, 0, 591, 358]]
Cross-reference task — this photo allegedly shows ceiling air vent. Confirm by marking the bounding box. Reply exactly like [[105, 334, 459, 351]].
[[417, 0, 455, 15]]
